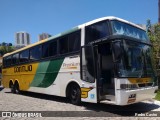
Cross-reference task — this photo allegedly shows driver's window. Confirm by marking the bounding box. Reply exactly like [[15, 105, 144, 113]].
[[81, 46, 95, 83]]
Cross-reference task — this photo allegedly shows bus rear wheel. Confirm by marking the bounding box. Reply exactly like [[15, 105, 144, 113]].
[[69, 84, 81, 105], [14, 82, 20, 94]]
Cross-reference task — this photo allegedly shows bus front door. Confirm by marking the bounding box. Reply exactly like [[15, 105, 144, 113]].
[[96, 43, 115, 103]]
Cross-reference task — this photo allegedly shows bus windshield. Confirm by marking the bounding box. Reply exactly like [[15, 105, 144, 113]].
[[111, 20, 149, 41], [117, 40, 154, 78]]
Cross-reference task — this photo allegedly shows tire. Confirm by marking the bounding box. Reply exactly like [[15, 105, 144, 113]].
[[14, 82, 20, 94], [69, 84, 81, 105], [10, 82, 15, 93]]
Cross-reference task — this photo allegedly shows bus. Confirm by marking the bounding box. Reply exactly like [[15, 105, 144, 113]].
[[2, 16, 158, 105]]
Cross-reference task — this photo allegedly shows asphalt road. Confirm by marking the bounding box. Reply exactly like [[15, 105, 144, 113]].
[[0, 87, 160, 120]]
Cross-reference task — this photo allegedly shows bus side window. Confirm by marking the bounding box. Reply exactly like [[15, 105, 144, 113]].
[[42, 42, 49, 58], [3, 58, 6, 67], [49, 41, 57, 57], [20, 50, 29, 63], [6, 56, 12, 67], [85, 21, 109, 44], [68, 31, 81, 52], [81, 46, 95, 83], [59, 36, 68, 54], [12, 53, 19, 65], [30, 45, 42, 61]]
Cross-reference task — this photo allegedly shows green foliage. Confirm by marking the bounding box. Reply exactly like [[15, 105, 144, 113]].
[[148, 23, 160, 70], [0, 46, 15, 56], [155, 90, 160, 101], [147, 20, 160, 88]]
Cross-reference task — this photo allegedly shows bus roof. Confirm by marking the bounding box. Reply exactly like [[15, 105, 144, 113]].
[[3, 16, 145, 57], [78, 16, 145, 30], [3, 39, 48, 57]]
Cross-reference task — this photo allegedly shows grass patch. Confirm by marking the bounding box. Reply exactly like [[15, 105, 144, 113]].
[[155, 90, 160, 101]]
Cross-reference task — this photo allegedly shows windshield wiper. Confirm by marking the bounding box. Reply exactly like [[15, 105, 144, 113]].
[[139, 56, 145, 78]]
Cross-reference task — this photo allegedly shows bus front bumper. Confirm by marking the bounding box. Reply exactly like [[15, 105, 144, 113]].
[[116, 86, 158, 105]]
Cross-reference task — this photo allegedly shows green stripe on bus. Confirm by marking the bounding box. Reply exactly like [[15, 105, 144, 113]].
[[30, 61, 50, 87], [30, 58, 64, 88]]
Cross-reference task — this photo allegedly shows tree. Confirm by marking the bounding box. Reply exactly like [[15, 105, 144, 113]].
[[0, 46, 15, 56], [147, 21, 160, 88], [147, 21, 160, 69]]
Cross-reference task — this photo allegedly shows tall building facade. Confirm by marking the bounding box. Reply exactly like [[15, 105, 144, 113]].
[[15, 32, 30, 47], [38, 33, 51, 41]]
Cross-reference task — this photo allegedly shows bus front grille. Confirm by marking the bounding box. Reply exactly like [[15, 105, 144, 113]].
[[138, 83, 153, 88]]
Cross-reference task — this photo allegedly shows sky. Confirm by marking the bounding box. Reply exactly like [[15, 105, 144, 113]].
[[0, 0, 158, 44]]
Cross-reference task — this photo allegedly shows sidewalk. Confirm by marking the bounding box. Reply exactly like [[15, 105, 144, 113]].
[[154, 100, 160, 105], [143, 99, 160, 111], [153, 100, 160, 111]]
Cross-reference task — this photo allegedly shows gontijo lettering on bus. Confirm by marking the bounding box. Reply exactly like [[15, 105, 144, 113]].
[[14, 65, 32, 73]]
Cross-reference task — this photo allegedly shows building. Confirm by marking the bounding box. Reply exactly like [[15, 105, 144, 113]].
[[38, 33, 51, 41], [15, 32, 30, 47]]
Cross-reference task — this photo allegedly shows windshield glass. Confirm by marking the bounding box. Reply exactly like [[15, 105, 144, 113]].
[[117, 40, 154, 78], [111, 20, 149, 41]]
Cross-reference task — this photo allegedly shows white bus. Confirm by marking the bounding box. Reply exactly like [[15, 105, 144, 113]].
[[2, 16, 158, 105]]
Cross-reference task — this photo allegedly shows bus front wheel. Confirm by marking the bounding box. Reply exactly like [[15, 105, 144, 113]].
[[69, 84, 81, 105]]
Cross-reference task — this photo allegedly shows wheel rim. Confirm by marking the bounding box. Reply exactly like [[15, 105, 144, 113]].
[[15, 84, 19, 94], [11, 84, 15, 93], [71, 86, 78, 101], [15, 88, 19, 93]]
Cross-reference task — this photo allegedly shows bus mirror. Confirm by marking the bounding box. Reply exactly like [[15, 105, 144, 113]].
[[112, 41, 122, 62]]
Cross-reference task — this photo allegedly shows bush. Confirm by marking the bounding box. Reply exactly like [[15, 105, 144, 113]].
[[155, 90, 160, 101]]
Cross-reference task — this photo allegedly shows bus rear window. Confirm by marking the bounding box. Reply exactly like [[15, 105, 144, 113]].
[[4, 56, 12, 67]]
